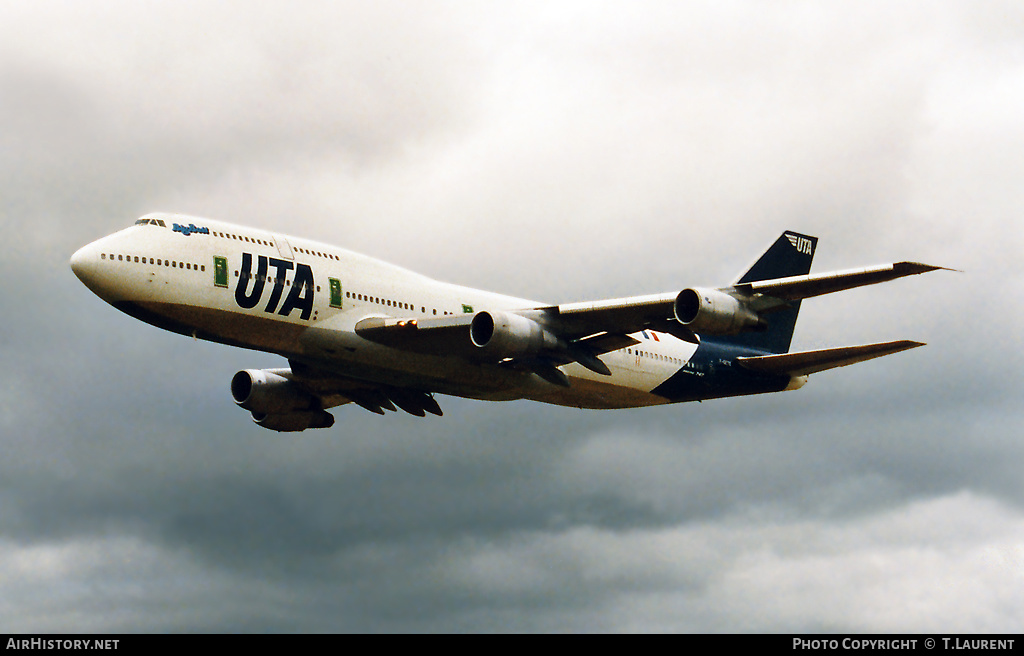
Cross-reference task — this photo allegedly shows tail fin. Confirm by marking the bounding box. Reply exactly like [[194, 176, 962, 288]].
[[717, 231, 817, 354]]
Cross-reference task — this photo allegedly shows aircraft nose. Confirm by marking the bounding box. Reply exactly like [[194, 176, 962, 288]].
[[70, 239, 114, 297], [70, 243, 91, 278], [70, 242, 97, 283]]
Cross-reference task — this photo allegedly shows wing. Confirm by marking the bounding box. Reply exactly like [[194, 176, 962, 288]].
[[554, 261, 950, 332], [279, 360, 444, 417], [354, 265, 946, 368], [353, 231, 948, 378], [735, 262, 952, 301]]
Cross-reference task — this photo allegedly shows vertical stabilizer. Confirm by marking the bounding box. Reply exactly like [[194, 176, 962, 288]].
[[718, 231, 817, 354]]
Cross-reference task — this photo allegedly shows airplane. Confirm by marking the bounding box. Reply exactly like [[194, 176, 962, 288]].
[[70, 213, 948, 431]]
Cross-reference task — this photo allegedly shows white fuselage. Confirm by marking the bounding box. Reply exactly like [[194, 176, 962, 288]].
[[71, 213, 699, 409]]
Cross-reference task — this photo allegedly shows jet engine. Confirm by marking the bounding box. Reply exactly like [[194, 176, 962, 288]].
[[251, 410, 335, 432], [470, 310, 560, 359], [231, 369, 335, 431], [231, 369, 319, 415], [674, 288, 764, 335]]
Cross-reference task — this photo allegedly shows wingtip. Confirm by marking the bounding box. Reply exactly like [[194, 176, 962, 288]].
[[898, 262, 961, 275]]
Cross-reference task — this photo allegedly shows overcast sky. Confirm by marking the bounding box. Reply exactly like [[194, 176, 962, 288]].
[[2, 0, 1022, 633]]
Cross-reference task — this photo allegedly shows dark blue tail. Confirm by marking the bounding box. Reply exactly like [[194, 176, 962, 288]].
[[714, 231, 817, 354]]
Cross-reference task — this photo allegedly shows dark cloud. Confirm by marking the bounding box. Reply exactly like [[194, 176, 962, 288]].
[[1, 0, 1021, 633]]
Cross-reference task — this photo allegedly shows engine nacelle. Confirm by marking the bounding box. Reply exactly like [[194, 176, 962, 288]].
[[470, 310, 560, 359], [251, 410, 336, 432], [231, 369, 318, 415], [674, 288, 763, 335]]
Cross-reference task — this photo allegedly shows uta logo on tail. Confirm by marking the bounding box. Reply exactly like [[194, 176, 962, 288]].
[[787, 233, 814, 255]]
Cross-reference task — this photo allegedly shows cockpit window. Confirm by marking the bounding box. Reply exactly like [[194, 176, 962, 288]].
[[133, 218, 167, 227], [135, 219, 150, 225]]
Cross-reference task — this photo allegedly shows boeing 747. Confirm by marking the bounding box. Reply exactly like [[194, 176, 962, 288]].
[[70, 214, 947, 431]]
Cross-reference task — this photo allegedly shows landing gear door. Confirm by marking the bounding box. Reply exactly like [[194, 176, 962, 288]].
[[273, 235, 295, 261]]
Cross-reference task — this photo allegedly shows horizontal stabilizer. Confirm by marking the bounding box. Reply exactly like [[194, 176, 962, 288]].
[[735, 340, 925, 377]]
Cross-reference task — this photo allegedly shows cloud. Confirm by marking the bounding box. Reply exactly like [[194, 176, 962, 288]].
[[4, 492, 1022, 632], [1, 0, 1022, 632]]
